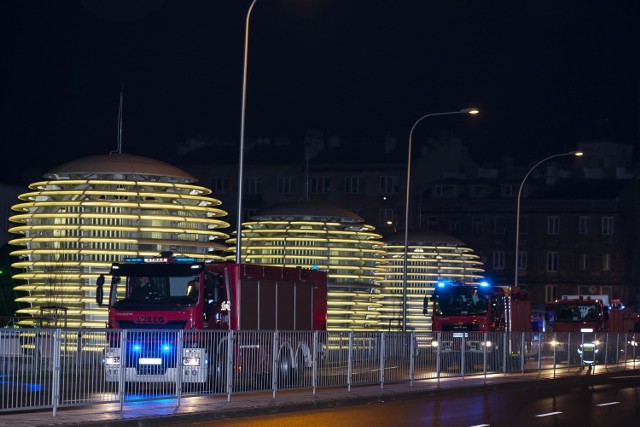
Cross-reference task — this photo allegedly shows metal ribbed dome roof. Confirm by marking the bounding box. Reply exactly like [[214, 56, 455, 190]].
[[252, 201, 365, 223], [383, 230, 464, 245], [44, 153, 196, 182]]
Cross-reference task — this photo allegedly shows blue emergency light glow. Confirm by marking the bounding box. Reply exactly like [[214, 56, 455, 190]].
[[124, 257, 145, 263], [174, 257, 197, 263], [161, 344, 172, 353], [480, 281, 490, 287], [437, 281, 446, 288], [132, 343, 142, 352]]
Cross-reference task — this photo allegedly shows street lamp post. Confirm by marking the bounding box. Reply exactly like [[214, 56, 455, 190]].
[[236, 0, 258, 264], [513, 150, 583, 287], [402, 107, 479, 332]]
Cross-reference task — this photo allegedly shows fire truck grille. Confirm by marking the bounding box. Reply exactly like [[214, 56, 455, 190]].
[[116, 320, 187, 329]]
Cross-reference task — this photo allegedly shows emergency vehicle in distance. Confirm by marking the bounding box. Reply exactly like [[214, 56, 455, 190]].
[[424, 280, 532, 371], [549, 295, 624, 366], [96, 253, 328, 385]]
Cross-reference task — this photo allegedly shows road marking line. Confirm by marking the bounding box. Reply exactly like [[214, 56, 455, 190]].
[[536, 411, 562, 417], [597, 401, 621, 406], [469, 424, 490, 427]]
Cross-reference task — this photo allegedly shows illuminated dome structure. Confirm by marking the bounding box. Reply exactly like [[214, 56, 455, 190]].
[[8, 154, 230, 328], [379, 231, 484, 332], [227, 201, 387, 331]]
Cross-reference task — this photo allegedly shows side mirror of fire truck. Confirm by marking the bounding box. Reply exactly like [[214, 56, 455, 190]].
[[96, 274, 105, 305]]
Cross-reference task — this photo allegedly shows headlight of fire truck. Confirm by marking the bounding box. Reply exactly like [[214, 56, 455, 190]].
[[629, 338, 638, 347], [481, 340, 492, 348], [183, 349, 202, 366], [430, 340, 439, 348]]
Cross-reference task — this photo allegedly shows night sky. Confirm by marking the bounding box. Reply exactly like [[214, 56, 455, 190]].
[[2, 1, 639, 185]]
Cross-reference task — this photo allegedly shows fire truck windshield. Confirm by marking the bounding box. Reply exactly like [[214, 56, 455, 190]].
[[555, 303, 599, 322], [434, 287, 489, 316]]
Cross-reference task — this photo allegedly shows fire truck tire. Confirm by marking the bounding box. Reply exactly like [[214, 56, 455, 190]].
[[277, 353, 294, 388], [215, 344, 228, 391]]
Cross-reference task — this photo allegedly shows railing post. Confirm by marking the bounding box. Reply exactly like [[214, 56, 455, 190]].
[[312, 331, 318, 394], [176, 330, 184, 407], [379, 333, 385, 389], [461, 334, 466, 378], [436, 332, 441, 385], [51, 328, 62, 417], [119, 330, 127, 411], [347, 332, 353, 392], [272, 330, 279, 398], [483, 332, 487, 383], [409, 331, 415, 387], [536, 332, 542, 376], [502, 332, 507, 375], [227, 330, 234, 401], [520, 332, 525, 374]]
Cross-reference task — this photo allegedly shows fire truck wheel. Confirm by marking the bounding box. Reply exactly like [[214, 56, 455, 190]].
[[215, 344, 228, 391], [277, 353, 294, 388]]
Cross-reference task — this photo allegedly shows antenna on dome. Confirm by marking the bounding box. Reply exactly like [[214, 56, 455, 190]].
[[110, 84, 124, 155]]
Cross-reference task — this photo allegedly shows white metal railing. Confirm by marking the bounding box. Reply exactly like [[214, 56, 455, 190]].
[[0, 329, 637, 416]]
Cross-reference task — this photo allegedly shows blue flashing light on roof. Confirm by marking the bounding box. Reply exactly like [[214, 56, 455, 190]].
[[480, 281, 490, 287], [173, 257, 197, 263], [437, 281, 446, 288], [124, 257, 145, 263]]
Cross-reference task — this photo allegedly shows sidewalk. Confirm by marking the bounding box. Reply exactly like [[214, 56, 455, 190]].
[[0, 367, 626, 427]]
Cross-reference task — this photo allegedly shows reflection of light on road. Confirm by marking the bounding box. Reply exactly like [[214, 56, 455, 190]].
[[0, 379, 43, 392], [468, 424, 490, 427], [535, 411, 562, 417], [597, 401, 620, 406]]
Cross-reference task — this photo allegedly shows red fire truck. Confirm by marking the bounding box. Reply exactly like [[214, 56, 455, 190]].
[[549, 295, 624, 366], [96, 254, 327, 385], [424, 280, 532, 372]]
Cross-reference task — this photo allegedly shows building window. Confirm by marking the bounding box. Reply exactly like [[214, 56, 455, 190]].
[[449, 217, 460, 233], [517, 251, 528, 270], [471, 185, 483, 197], [546, 251, 558, 272], [519, 216, 529, 234], [545, 285, 558, 304], [493, 251, 505, 270], [244, 177, 262, 195], [210, 177, 229, 195], [579, 254, 589, 270], [379, 176, 399, 194], [602, 217, 614, 235], [501, 184, 517, 197], [602, 253, 611, 271], [579, 216, 591, 235], [426, 216, 438, 230], [344, 176, 362, 194], [471, 216, 483, 233], [278, 176, 295, 194], [310, 176, 329, 194], [494, 216, 506, 234], [434, 185, 456, 198], [601, 285, 612, 297], [547, 216, 560, 235]]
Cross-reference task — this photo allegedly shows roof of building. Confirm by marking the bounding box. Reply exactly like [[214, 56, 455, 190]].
[[44, 154, 196, 182], [251, 201, 365, 223], [383, 230, 465, 246]]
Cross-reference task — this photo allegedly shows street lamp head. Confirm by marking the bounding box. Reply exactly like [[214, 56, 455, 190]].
[[460, 108, 480, 115], [572, 151, 584, 157]]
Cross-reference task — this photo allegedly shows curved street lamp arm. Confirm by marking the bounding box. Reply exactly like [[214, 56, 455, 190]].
[[514, 150, 582, 286], [236, 0, 259, 264]]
